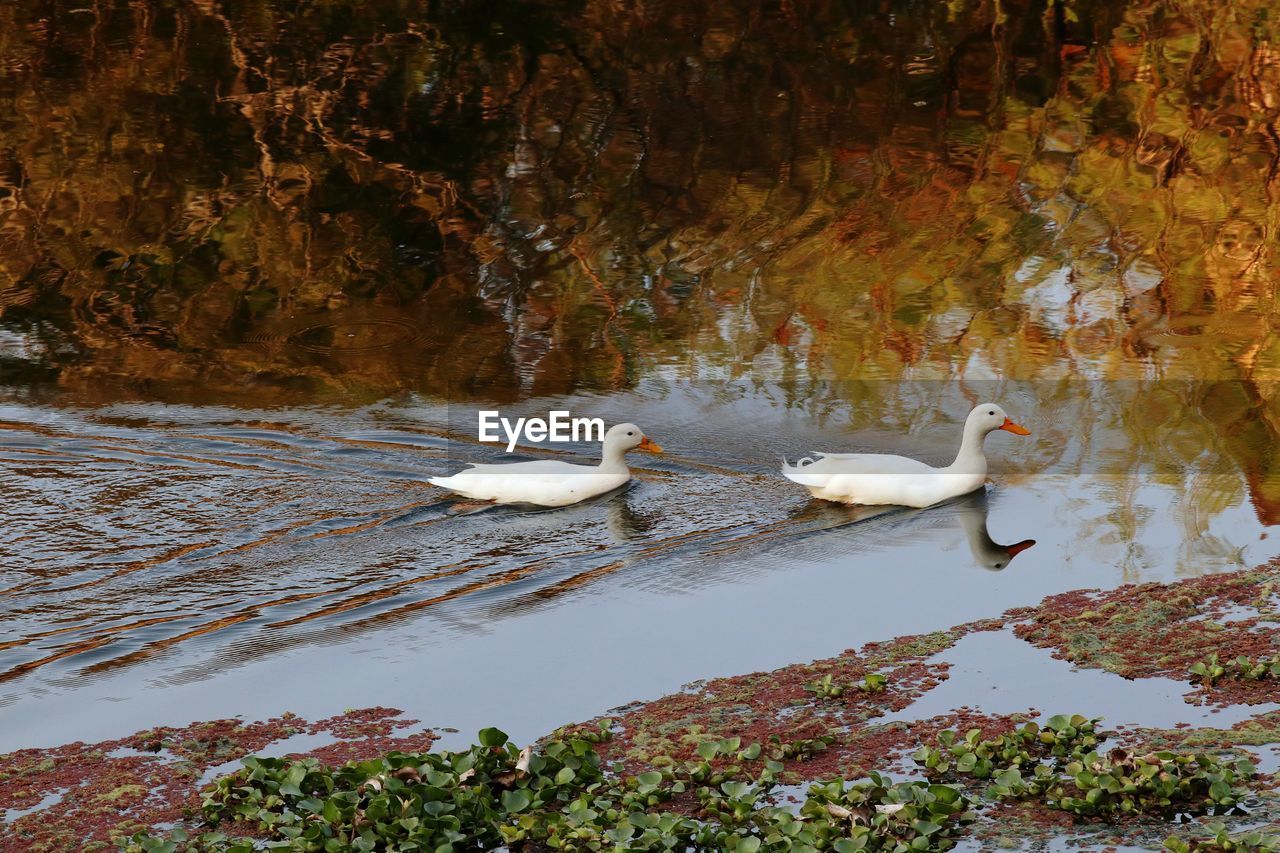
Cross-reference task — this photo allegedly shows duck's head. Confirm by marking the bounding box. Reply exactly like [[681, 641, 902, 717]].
[[604, 422, 663, 454], [968, 403, 1030, 437]]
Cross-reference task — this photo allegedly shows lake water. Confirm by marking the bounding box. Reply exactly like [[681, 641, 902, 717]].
[[3, 0, 1280, 753]]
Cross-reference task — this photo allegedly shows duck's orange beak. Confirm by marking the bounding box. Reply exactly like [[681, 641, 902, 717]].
[[1000, 418, 1030, 436], [638, 436, 663, 453]]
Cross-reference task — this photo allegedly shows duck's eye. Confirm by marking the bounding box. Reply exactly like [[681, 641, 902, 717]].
[[988, 410, 996, 415], [627, 431, 634, 436]]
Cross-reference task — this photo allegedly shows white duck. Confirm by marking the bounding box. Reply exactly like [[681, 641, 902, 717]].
[[429, 422, 662, 507], [782, 403, 1029, 508]]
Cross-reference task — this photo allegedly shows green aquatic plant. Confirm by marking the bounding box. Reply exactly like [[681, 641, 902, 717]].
[[766, 734, 836, 762], [1191, 654, 1229, 685], [105, 711, 1265, 852], [912, 714, 1104, 781], [804, 674, 846, 700], [1028, 748, 1251, 818], [857, 673, 888, 694], [798, 773, 975, 850], [118, 727, 973, 852], [1164, 822, 1280, 851], [804, 672, 887, 701], [914, 715, 1253, 819], [570, 718, 617, 744], [1191, 652, 1280, 686]]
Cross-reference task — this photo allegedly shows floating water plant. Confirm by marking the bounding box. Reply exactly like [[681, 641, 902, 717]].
[[858, 673, 888, 694], [1190, 653, 1280, 686], [766, 734, 836, 762], [1191, 654, 1229, 686], [1164, 822, 1280, 851], [120, 727, 973, 852], [804, 674, 846, 700], [1026, 748, 1250, 818], [804, 672, 887, 701], [912, 714, 1104, 781], [914, 715, 1254, 819]]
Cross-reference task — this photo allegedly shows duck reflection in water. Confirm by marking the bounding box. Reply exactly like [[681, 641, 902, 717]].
[[951, 490, 1036, 571], [441, 480, 658, 541], [786, 487, 1035, 571]]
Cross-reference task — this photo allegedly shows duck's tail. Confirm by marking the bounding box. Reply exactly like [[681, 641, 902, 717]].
[[427, 462, 481, 490], [781, 453, 828, 487]]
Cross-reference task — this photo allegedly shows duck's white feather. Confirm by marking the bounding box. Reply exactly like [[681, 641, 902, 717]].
[[783, 453, 982, 507], [429, 460, 629, 507], [429, 422, 657, 507], [781, 404, 1028, 508]]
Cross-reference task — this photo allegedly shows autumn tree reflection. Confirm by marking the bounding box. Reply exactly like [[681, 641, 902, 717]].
[[1, 0, 1279, 521]]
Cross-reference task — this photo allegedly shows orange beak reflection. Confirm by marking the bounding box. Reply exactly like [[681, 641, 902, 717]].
[[1000, 418, 1030, 436], [638, 436, 663, 453], [1004, 539, 1037, 558]]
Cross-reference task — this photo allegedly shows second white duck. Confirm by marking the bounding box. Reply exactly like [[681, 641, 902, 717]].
[[429, 422, 662, 507], [782, 403, 1029, 508]]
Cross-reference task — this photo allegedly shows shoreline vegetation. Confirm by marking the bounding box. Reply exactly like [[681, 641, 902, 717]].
[[4, 0, 1280, 850], [4, 564, 1279, 851]]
